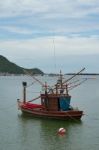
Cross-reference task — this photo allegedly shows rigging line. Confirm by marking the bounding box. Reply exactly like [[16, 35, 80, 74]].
[[63, 67, 85, 84], [69, 78, 87, 90], [68, 79, 80, 86], [26, 81, 36, 88], [23, 69, 44, 86], [28, 95, 41, 102], [49, 68, 85, 91], [52, 35, 57, 73]]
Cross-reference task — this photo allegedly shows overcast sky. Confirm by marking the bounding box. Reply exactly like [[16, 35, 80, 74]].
[[0, 0, 99, 73]]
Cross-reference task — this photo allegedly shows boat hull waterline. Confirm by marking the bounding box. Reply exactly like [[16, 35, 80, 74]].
[[18, 101, 83, 120]]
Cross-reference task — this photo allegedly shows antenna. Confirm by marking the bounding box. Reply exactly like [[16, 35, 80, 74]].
[[52, 35, 57, 73]]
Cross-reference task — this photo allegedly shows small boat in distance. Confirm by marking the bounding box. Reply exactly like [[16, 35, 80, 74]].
[[17, 68, 86, 120]]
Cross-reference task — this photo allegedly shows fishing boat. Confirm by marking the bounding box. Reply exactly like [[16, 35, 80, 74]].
[[17, 68, 86, 120]]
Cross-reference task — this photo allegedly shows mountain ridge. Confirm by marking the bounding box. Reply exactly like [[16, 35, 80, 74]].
[[0, 55, 44, 75]]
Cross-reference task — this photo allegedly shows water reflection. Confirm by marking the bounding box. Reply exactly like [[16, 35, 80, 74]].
[[18, 114, 83, 150]]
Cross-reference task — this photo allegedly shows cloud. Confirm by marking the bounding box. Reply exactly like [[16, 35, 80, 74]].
[[0, 0, 99, 39], [0, 0, 99, 18], [0, 36, 99, 58], [0, 0, 48, 17], [0, 26, 33, 34], [78, 0, 99, 5]]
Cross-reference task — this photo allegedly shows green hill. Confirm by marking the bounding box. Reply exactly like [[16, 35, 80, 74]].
[[0, 55, 44, 75]]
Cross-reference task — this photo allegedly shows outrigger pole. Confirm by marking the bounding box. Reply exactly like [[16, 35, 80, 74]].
[[51, 67, 85, 91], [63, 67, 85, 84]]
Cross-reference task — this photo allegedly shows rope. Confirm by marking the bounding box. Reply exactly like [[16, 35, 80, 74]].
[[69, 78, 87, 90], [64, 110, 83, 122], [26, 81, 36, 88], [23, 69, 44, 86], [28, 95, 41, 102]]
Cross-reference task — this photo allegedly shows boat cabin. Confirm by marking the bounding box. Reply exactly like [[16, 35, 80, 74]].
[[41, 93, 71, 111], [41, 73, 71, 112]]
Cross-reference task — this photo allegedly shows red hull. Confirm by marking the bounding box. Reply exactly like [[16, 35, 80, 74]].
[[18, 101, 83, 120]]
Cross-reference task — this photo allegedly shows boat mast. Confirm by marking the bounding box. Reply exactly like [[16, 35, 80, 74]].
[[22, 82, 27, 103], [59, 70, 69, 95], [60, 70, 63, 89]]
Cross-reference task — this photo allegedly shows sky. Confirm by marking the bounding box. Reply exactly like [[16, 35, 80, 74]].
[[0, 0, 99, 73]]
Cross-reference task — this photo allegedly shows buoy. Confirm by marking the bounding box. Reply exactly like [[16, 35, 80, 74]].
[[58, 127, 66, 134]]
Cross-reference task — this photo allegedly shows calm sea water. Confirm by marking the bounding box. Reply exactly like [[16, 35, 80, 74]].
[[0, 75, 99, 150]]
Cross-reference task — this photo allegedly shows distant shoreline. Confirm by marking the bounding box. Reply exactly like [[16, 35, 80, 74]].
[[0, 73, 99, 76], [66, 73, 99, 75]]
